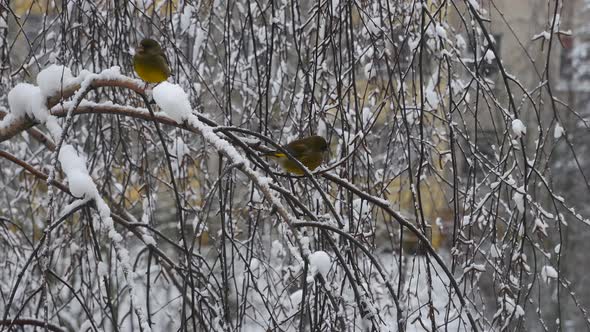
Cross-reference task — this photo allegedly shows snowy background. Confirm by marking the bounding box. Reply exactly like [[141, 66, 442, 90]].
[[1, 0, 589, 331]]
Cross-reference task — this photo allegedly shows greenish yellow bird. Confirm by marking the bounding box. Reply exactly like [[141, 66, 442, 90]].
[[133, 38, 171, 83], [263, 136, 329, 175]]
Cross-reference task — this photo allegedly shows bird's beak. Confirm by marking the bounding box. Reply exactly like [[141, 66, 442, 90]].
[[137, 45, 144, 53]]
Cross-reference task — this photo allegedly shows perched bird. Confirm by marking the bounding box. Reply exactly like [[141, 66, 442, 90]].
[[133, 38, 171, 83], [263, 136, 329, 175]]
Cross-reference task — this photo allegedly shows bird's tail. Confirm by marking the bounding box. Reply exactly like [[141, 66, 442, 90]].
[[262, 151, 286, 158]]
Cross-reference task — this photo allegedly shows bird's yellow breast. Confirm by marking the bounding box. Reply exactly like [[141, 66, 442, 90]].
[[133, 61, 169, 83]]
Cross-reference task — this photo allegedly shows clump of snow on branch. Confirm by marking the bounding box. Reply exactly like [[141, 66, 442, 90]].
[[513, 186, 525, 214], [36, 64, 75, 97], [541, 265, 558, 283], [511, 119, 526, 138], [153, 82, 193, 123], [6, 82, 62, 139], [308, 251, 331, 279], [7, 83, 42, 119], [554, 122, 564, 139], [58, 145, 98, 198], [484, 49, 495, 63]]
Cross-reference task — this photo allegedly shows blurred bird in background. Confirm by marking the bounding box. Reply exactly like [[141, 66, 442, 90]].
[[133, 38, 171, 84], [263, 136, 329, 175]]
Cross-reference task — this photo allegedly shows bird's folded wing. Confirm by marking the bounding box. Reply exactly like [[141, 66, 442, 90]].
[[159, 51, 172, 75], [284, 141, 308, 158]]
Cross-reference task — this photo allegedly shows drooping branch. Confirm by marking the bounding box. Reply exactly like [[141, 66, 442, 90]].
[[0, 318, 66, 332]]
